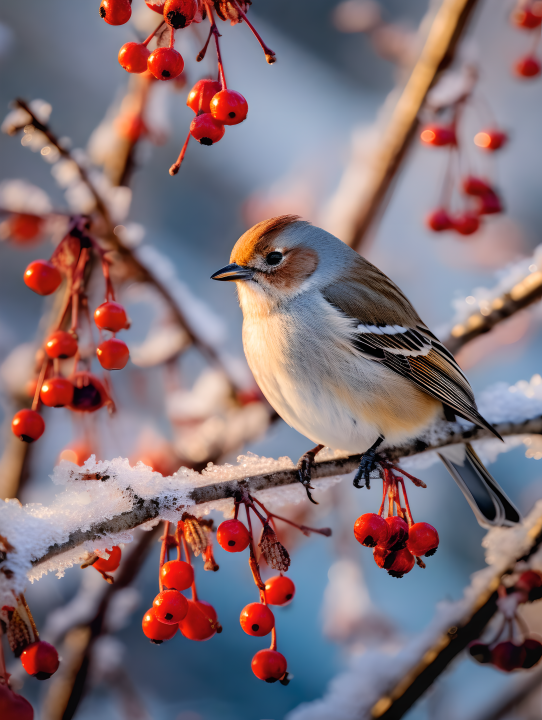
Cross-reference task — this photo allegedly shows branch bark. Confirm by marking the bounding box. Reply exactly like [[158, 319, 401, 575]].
[[340, 0, 480, 252], [31, 414, 542, 571]]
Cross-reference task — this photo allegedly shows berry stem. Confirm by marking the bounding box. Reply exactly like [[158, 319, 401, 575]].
[[158, 520, 171, 592], [378, 475, 389, 516], [19, 593, 39, 642], [169, 129, 191, 176], [398, 477, 415, 526], [143, 19, 165, 47], [32, 357, 49, 411], [196, 24, 214, 62], [245, 504, 266, 591], [231, 0, 276, 63], [252, 497, 331, 536], [169, 26, 176, 49], [270, 626, 277, 651]]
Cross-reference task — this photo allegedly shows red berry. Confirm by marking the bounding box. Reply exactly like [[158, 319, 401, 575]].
[[387, 547, 415, 578], [251, 649, 287, 683], [420, 124, 456, 146], [474, 129, 508, 151], [178, 599, 218, 641], [373, 545, 391, 569], [353, 513, 390, 548], [216, 519, 250, 552], [94, 301, 128, 332], [426, 208, 453, 232], [462, 176, 493, 196], [265, 575, 295, 606], [118, 42, 150, 74], [190, 113, 225, 146], [523, 638, 542, 668], [12, 409, 45, 443], [240, 602, 275, 637], [99, 0, 131, 25], [142, 607, 178, 644], [383, 516, 409, 550], [515, 55, 541, 78], [469, 641, 491, 664], [146, 0, 165, 12], [477, 190, 503, 215], [491, 641, 527, 672], [20, 641, 59, 680], [24, 260, 62, 296], [160, 559, 194, 591], [516, 570, 542, 592], [187, 79, 222, 113], [512, 7, 542, 28], [9, 213, 43, 243], [70, 372, 107, 412], [0, 683, 34, 720], [210, 89, 248, 126], [164, 0, 197, 28], [453, 213, 480, 236], [96, 338, 130, 370], [93, 546, 121, 573], [407, 522, 439, 557], [153, 589, 189, 624], [45, 330, 78, 359], [40, 377, 74, 408], [148, 47, 184, 81]]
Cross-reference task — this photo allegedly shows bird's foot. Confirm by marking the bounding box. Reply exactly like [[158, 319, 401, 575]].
[[353, 436, 385, 490], [296, 444, 324, 505]]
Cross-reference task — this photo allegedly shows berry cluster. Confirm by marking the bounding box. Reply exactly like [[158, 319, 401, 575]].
[[353, 464, 439, 578], [11, 219, 130, 446], [469, 570, 542, 672], [1, 593, 60, 719], [510, 1, 542, 78], [420, 107, 506, 238], [101, 0, 275, 174]]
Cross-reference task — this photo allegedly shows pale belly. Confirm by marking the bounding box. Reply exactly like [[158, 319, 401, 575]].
[[242, 310, 441, 455]]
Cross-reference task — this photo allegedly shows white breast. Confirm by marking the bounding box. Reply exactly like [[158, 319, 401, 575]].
[[239, 287, 441, 454]]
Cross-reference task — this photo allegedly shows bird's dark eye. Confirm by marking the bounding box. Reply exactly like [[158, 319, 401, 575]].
[[266, 251, 283, 266]]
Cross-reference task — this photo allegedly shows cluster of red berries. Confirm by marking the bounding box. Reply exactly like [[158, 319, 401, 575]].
[[354, 463, 439, 578], [99, 0, 275, 174], [11, 221, 130, 445], [469, 570, 542, 672], [1, 596, 61, 719], [510, 1, 542, 78], [420, 119, 507, 237]]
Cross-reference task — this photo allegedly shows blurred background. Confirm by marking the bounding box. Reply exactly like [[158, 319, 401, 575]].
[[1, 0, 542, 718]]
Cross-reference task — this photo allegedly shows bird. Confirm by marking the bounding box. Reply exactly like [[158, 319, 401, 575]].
[[211, 215, 520, 527]]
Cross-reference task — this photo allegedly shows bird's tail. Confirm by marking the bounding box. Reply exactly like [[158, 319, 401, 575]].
[[437, 443, 521, 528]]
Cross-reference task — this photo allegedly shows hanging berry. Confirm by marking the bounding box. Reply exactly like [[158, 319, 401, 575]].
[[153, 589, 189, 623], [190, 114, 225, 146], [94, 301, 128, 332], [420, 124, 457, 146], [142, 607, 179, 644], [353, 513, 390, 548], [210, 89, 248, 125], [24, 260, 62, 296], [0, 683, 34, 720], [474, 129, 508, 151], [515, 55, 541, 77], [160, 559, 194, 590], [20, 641, 60, 680], [96, 338, 130, 370], [118, 43, 151, 74], [8, 213, 43, 243], [12, 409, 45, 443], [44, 330, 78, 359], [187, 79, 223, 113], [264, 576, 295, 606], [251, 649, 287, 683], [99, 0, 132, 25], [406, 522, 439, 557], [240, 602, 275, 637], [39, 378, 74, 408], [163, 0, 198, 29], [178, 599, 218, 641], [93, 546, 122, 573], [70, 372, 109, 412], [148, 47, 185, 81], [216, 519, 250, 552]]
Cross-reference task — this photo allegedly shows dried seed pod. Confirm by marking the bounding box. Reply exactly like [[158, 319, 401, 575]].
[[213, 0, 251, 24], [259, 523, 290, 572], [182, 514, 208, 557], [7, 607, 32, 658]]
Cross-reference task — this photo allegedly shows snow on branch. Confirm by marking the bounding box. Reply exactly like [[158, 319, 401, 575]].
[[287, 501, 542, 720], [2, 377, 542, 607], [443, 245, 542, 353]]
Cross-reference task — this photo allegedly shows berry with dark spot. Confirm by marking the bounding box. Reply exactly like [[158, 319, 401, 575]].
[[142, 607, 178, 644], [12, 409, 45, 443], [164, 0, 197, 29], [265, 575, 295, 606], [20, 641, 59, 680], [118, 42, 150, 74], [70, 372, 108, 412], [99, 0, 132, 25], [147, 47, 185, 81], [383, 516, 409, 550], [251, 649, 287, 683], [153, 589, 189, 624], [240, 602, 275, 637], [216, 519, 250, 552], [407, 522, 439, 557], [190, 113, 225, 146], [353, 513, 389, 548], [491, 641, 527, 672], [210, 89, 248, 126]]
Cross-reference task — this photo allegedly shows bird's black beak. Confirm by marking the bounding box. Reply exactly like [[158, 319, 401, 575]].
[[211, 263, 255, 282]]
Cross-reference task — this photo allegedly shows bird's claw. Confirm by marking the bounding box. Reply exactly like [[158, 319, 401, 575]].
[[353, 436, 385, 489], [296, 452, 319, 505]]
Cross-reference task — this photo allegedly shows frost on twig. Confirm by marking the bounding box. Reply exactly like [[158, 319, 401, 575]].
[[3, 377, 542, 606], [287, 501, 542, 720]]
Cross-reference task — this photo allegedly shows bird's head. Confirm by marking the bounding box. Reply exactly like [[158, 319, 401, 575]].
[[211, 215, 342, 310]]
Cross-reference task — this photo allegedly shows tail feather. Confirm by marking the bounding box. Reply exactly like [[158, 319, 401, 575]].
[[437, 443, 520, 527]]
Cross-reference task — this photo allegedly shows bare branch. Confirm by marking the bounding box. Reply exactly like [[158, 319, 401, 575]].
[[30, 414, 542, 571]]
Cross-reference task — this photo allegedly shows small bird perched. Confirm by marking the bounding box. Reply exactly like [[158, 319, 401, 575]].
[[212, 215, 520, 527]]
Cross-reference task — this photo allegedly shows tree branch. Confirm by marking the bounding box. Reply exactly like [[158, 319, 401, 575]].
[[30, 414, 542, 571]]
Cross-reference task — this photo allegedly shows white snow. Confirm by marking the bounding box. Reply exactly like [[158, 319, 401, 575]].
[[0, 179, 52, 215]]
